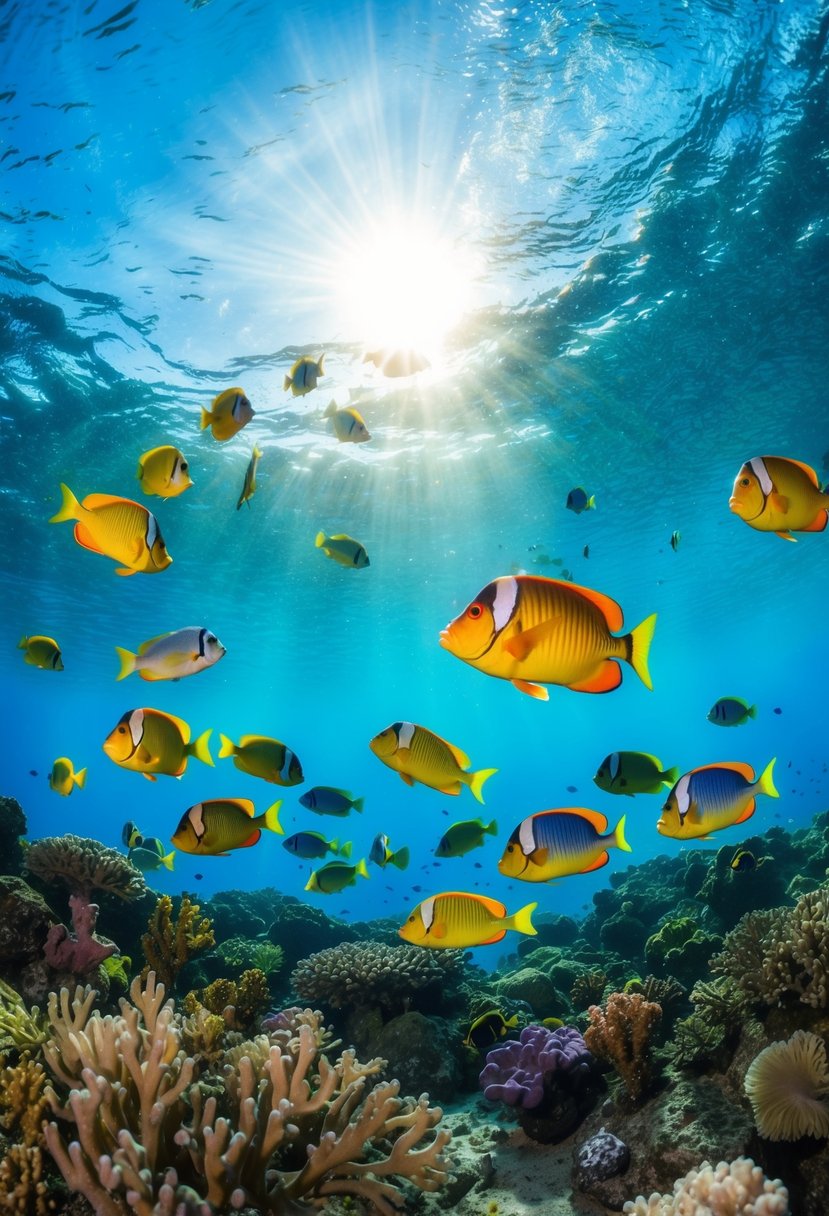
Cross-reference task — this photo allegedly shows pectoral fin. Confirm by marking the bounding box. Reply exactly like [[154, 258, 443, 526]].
[[431, 921, 447, 939], [504, 618, 560, 661], [774, 531, 797, 543], [769, 493, 789, 514]]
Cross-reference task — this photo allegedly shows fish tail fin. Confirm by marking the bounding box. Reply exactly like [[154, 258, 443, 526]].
[[324, 399, 337, 418], [188, 729, 214, 767], [162, 851, 175, 871], [391, 847, 410, 871], [49, 483, 81, 524], [114, 647, 136, 681], [626, 613, 657, 690], [74, 767, 87, 790], [587, 495, 596, 509], [756, 757, 779, 799], [748, 704, 758, 719], [356, 857, 369, 879], [218, 733, 236, 759], [339, 840, 353, 858], [485, 819, 498, 835], [283, 375, 292, 392], [17, 637, 27, 650], [352, 797, 365, 813], [199, 406, 212, 431], [262, 801, 284, 835], [505, 902, 538, 937], [469, 767, 498, 804], [315, 531, 327, 548], [613, 814, 632, 853], [662, 766, 680, 786], [318, 353, 326, 375], [253, 444, 262, 458]]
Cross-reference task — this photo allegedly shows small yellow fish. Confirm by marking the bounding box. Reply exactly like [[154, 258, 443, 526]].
[[48, 757, 87, 796], [362, 348, 430, 377], [657, 759, 778, 841], [315, 531, 370, 568], [49, 485, 172, 576], [115, 627, 226, 682], [136, 446, 193, 499], [172, 798, 283, 856], [463, 1010, 520, 1050], [218, 734, 304, 786], [399, 892, 537, 949], [324, 400, 371, 443], [369, 721, 497, 802], [200, 387, 254, 442], [729, 456, 829, 541], [103, 708, 213, 781], [237, 446, 262, 510], [284, 354, 325, 397], [18, 635, 63, 670]]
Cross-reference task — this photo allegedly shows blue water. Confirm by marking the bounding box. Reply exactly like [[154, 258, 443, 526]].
[[2, 0, 829, 951]]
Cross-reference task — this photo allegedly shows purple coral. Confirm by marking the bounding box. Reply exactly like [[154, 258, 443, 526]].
[[480, 1024, 593, 1112], [44, 893, 116, 975]]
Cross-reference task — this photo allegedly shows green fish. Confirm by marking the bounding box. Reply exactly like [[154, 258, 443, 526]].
[[593, 751, 679, 796], [463, 1009, 519, 1050], [282, 831, 350, 860], [305, 858, 369, 894], [435, 818, 497, 858], [708, 697, 757, 727], [369, 833, 410, 870], [299, 787, 364, 816]]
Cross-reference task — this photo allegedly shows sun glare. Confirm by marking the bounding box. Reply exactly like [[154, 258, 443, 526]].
[[335, 217, 478, 359]]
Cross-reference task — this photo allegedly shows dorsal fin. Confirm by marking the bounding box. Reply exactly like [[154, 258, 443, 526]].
[[689, 761, 755, 782], [780, 457, 820, 487], [533, 807, 609, 834], [561, 579, 624, 631], [138, 633, 173, 655], [82, 493, 144, 512]]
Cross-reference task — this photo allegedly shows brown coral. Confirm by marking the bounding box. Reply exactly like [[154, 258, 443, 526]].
[[25, 835, 146, 901], [292, 941, 465, 1011], [584, 991, 662, 1104], [570, 970, 608, 1010], [140, 894, 214, 991]]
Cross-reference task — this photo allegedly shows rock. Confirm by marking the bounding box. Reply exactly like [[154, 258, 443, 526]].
[[496, 967, 562, 1016], [574, 1127, 630, 1187], [368, 1011, 462, 1102], [0, 876, 55, 963], [0, 798, 26, 877]]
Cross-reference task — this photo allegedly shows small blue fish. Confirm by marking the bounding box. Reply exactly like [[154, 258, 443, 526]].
[[566, 488, 595, 514], [369, 833, 409, 870], [708, 697, 757, 727], [283, 831, 350, 860], [299, 787, 364, 816]]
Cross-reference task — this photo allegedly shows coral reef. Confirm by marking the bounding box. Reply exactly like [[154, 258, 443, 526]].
[[43, 894, 116, 976], [571, 970, 609, 1010], [0, 796, 27, 878], [25, 836, 146, 901], [0, 1053, 55, 1215], [0, 981, 46, 1056], [744, 1029, 829, 1141], [621, 1156, 789, 1215], [140, 894, 214, 991], [644, 917, 721, 988], [215, 936, 284, 977], [291, 941, 465, 1013], [584, 991, 662, 1104], [185, 968, 271, 1032]]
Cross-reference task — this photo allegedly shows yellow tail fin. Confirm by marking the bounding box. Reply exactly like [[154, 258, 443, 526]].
[[352, 797, 365, 813], [188, 729, 214, 767], [199, 406, 212, 431], [391, 846, 410, 871], [283, 375, 292, 392], [315, 531, 327, 548], [114, 647, 136, 681], [49, 483, 81, 524], [662, 766, 680, 786], [17, 637, 28, 650], [324, 399, 337, 418], [339, 840, 353, 858], [162, 851, 175, 871], [356, 858, 369, 879], [505, 902, 538, 936], [756, 757, 779, 799], [614, 814, 632, 852], [262, 801, 284, 835], [469, 767, 498, 804], [74, 767, 87, 789], [485, 819, 498, 835], [318, 353, 326, 375], [627, 613, 657, 691], [218, 733, 236, 759]]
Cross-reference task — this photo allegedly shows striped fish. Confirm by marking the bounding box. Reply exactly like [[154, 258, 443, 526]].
[[498, 808, 631, 881], [324, 400, 371, 443], [173, 798, 283, 855], [284, 354, 325, 396], [657, 759, 778, 841], [399, 891, 537, 949], [49, 484, 172, 575], [369, 721, 497, 803]]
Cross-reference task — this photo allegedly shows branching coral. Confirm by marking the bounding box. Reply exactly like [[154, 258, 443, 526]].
[[0, 1055, 54, 1214], [621, 1156, 789, 1215], [186, 969, 271, 1032], [744, 1029, 829, 1141], [25, 835, 146, 901], [584, 992, 661, 1104], [292, 941, 465, 1011], [215, 936, 284, 976], [140, 894, 215, 991], [0, 981, 46, 1056], [570, 970, 608, 1010], [666, 1013, 727, 1072], [41, 973, 452, 1215]]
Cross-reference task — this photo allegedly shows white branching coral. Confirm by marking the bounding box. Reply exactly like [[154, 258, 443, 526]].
[[622, 1157, 789, 1215], [744, 1029, 829, 1141], [41, 973, 451, 1216]]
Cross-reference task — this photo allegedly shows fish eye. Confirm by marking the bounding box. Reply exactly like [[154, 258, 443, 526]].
[[506, 844, 514, 853], [181, 461, 188, 472], [467, 603, 483, 620], [740, 477, 750, 486], [207, 634, 216, 644], [118, 727, 126, 734]]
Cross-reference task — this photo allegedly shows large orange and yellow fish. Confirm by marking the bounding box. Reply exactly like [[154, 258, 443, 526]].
[[103, 708, 213, 781], [498, 808, 631, 882], [369, 721, 497, 802], [729, 456, 829, 541], [657, 759, 778, 841], [399, 891, 537, 949], [172, 798, 282, 855], [440, 574, 656, 701], [50, 485, 172, 576]]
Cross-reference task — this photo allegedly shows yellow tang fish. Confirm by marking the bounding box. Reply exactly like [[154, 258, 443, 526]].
[[399, 891, 537, 949], [369, 721, 497, 803], [218, 734, 304, 786], [18, 635, 63, 670], [200, 387, 254, 442], [284, 354, 325, 397], [729, 456, 829, 541], [49, 484, 172, 576], [657, 759, 778, 841], [172, 798, 283, 856], [323, 400, 371, 443], [103, 708, 213, 781], [115, 626, 226, 682], [237, 446, 262, 510], [315, 531, 370, 568], [440, 574, 656, 701], [498, 808, 631, 882], [136, 446, 193, 499], [48, 757, 86, 796]]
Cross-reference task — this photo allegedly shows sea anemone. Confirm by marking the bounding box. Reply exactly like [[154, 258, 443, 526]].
[[744, 1028, 829, 1141]]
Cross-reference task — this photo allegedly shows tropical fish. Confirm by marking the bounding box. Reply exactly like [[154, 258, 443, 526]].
[[399, 892, 537, 949], [284, 354, 325, 396], [136, 446, 193, 499], [115, 627, 226, 682], [593, 751, 679, 796], [298, 787, 364, 816], [128, 837, 175, 872], [236, 445, 262, 510], [657, 759, 779, 841], [729, 456, 829, 541], [498, 808, 631, 882], [463, 1010, 520, 1050], [122, 821, 142, 848], [583, 545, 590, 559], [172, 798, 283, 855], [670, 530, 681, 552], [707, 697, 757, 727], [218, 734, 303, 786], [440, 574, 656, 701], [541, 1017, 564, 1030], [566, 487, 595, 514], [305, 858, 369, 894], [315, 531, 370, 568], [369, 833, 410, 870], [200, 387, 254, 442], [435, 819, 498, 858], [282, 831, 351, 860], [18, 635, 63, 670], [324, 400, 371, 443], [48, 757, 86, 796], [102, 708, 213, 781], [362, 348, 430, 377], [730, 849, 767, 873], [49, 484, 172, 576], [369, 721, 497, 803]]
